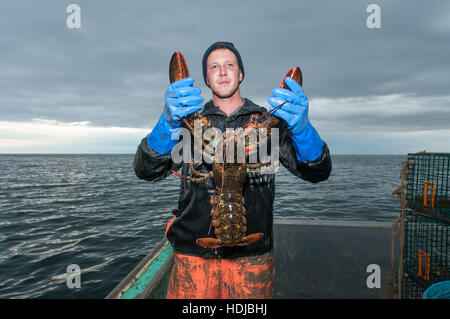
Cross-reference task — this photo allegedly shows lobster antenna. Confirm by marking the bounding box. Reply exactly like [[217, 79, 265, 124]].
[[242, 101, 288, 129]]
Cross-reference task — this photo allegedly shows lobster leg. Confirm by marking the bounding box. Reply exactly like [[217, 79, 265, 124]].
[[183, 118, 216, 164], [244, 134, 269, 161], [244, 127, 276, 166], [247, 162, 272, 173], [189, 161, 209, 178], [172, 170, 213, 184]]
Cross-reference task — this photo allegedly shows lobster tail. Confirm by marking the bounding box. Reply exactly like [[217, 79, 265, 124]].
[[169, 51, 190, 84]]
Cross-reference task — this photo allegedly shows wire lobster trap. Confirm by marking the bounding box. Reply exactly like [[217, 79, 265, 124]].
[[386, 153, 450, 299], [406, 153, 450, 220], [400, 272, 427, 300], [401, 212, 450, 299]]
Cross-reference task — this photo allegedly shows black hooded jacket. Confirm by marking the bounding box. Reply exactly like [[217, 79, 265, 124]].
[[134, 98, 332, 258]]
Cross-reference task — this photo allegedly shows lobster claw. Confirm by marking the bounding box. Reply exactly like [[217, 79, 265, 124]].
[[279, 66, 303, 89], [168, 51, 207, 139], [169, 51, 190, 84]]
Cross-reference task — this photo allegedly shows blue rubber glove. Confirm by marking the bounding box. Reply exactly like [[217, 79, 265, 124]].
[[148, 77, 204, 155], [268, 77, 324, 162]]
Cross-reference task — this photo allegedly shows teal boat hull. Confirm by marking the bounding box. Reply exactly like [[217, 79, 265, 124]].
[[106, 238, 173, 299]]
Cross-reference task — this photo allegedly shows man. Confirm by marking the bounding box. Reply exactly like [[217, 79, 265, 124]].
[[134, 42, 331, 298]]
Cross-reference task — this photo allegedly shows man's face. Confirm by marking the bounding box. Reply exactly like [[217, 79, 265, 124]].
[[205, 48, 243, 99]]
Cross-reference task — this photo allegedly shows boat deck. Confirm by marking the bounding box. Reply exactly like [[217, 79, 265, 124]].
[[107, 219, 398, 299], [273, 219, 397, 299]]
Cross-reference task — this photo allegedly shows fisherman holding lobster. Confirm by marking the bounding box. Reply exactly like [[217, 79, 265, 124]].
[[134, 42, 332, 299]]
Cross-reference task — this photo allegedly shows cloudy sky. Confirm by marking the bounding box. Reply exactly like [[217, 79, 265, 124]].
[[1, 0, 449, 154]]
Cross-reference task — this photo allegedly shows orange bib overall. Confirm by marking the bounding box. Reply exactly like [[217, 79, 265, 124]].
[[165, 217, 273, 299]]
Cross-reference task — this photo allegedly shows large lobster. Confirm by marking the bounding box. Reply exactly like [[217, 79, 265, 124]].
[[168, 51, 302, 249]]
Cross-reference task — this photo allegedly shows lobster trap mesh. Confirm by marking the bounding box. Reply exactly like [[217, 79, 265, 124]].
[[406, 153, 450, 220], [401, 212, 450, 299], [401, 272, 427, 300]]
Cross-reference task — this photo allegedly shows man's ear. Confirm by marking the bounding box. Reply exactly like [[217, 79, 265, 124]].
[[239, 70, 243, 82], [206, 77, 210, 87]]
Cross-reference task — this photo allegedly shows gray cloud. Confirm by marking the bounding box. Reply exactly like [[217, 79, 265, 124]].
[[310, 94, 450, 134], [1, 0, 449, 135]]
